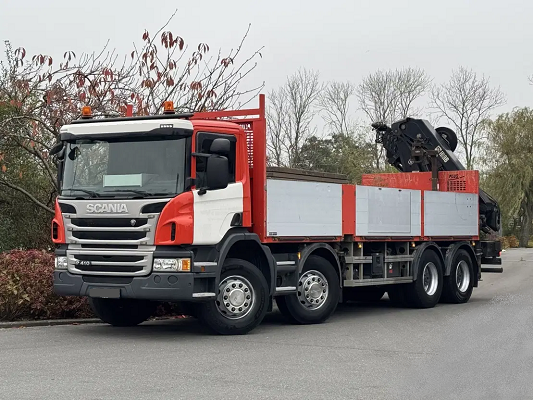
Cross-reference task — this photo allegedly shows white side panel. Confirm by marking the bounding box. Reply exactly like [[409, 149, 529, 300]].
[[356, 186, 421, 237], [193, 182, 243, 245], [266, 179, 342, 237], [424, 191, 478, 237]]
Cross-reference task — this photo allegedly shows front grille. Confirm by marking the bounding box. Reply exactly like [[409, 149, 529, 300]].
[[67, 250, 153, 276], [71, 218, 148, 228], [75, 254, 143, 263], [81, 244, 138, 249], [72, 231, 146, 241], [66, 216, 154, 246]]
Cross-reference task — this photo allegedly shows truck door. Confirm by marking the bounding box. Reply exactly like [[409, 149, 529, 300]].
[[193, 132, 243, 245]]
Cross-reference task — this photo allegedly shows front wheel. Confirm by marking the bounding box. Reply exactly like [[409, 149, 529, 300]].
[[88, 298, 157, 327], [276, 255, 340, 324], [196, 258, 269, 335], [441, 249, 474, 304]]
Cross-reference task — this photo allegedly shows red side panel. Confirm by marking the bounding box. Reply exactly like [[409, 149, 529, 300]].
[[362, 172, 433, 191], [51, 199, 65, 244], [362, 171, 480, 194], [155, 192, 194, 245], [438, 170, 479, 194], [342, 184, 355, 235]]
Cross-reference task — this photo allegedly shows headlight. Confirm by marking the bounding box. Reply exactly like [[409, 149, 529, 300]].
[[153, 258, 191, 272], [55, 256, 68, 270]]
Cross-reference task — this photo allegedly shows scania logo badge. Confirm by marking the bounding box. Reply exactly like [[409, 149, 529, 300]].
[[86, 203, 129, 214], [130, 219, 136, 227]]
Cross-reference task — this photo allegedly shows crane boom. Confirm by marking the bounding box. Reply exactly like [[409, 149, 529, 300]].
[[372, 117, 501, 235]]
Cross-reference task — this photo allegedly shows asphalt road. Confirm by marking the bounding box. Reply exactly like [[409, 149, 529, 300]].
[[1, 248, 532, 400]]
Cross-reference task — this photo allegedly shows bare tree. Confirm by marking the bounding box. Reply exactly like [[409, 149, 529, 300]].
[[266, 88, 288, 167], [430, 66, 505, 169], [355, 67, 431, 169], [318, 81, 356, 136], [266, 68, 322, 168]]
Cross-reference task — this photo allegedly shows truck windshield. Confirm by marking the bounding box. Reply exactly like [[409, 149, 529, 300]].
[[60, 136, 187, 198]]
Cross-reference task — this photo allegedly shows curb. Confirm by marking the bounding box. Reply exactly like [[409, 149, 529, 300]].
[[0, 318, 102, 329], [0, 315, 191, 329]]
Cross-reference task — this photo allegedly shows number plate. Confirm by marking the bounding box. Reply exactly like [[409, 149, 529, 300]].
[[89, 288, 120, 299]]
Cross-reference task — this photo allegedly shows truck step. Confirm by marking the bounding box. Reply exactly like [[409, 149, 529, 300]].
[[275, 286, 297, 295], [480, 266, 504, 273], [276, 261, 297, 273], [192, 292, 216, 298]]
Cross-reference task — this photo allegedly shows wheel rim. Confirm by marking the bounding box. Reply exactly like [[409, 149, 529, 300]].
[[456, 260, 471, 293], [216, 275, 255, 320], [297, 270, 329, 310], [422, 262, 439, 296]]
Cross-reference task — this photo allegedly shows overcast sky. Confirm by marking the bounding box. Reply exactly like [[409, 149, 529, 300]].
[[1, 0, 532, 125]]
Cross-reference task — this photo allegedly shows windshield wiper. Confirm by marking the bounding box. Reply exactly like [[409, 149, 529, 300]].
[[103, 189, 174, 197], [62, 188, 101, 198], [104, 189, 150, 196]]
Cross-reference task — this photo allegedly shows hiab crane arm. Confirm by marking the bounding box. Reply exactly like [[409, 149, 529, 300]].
[[372, 118, 503, 267]]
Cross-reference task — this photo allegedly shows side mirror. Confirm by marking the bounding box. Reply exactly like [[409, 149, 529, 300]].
[[204, 155, 229, 192], [49, 142, 65, 158], [209, 138, 230, 156]]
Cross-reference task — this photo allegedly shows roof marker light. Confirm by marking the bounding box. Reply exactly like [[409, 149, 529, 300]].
[[163, 101, 175, 114], [81, 106, 92, 118]]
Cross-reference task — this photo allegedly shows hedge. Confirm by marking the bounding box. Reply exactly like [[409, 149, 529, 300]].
[[0, 250, 93, 321], [0, 250, 186, 322]]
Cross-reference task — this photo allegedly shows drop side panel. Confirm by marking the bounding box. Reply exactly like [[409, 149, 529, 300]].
[[266, 179, 342, 237], [423, 191, 478, 237], [355, 185, 421, 237]]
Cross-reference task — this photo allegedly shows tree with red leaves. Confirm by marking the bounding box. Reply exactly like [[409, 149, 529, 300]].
[[0, 14, 264, 221]]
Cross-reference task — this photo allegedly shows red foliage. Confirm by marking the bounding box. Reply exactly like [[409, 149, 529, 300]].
[[0, 250, 93, 321]]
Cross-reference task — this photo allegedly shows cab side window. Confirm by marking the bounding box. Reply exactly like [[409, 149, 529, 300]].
[[195, 132, 236, 188]]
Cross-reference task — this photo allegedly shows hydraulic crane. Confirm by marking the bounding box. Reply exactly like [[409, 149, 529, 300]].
[[371, 118, 503, 267]]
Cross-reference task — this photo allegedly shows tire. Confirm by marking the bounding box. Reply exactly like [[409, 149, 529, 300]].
[[88, 298, 157, 327], [441, 249, 474, 304], [276, 255, 340, 324], [403, 249, 444, 308], [343, 287, 385, 303], [196, 258, 269, 335]]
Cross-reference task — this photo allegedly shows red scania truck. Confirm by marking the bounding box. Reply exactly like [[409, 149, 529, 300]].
[[50, 94, 502, 335]]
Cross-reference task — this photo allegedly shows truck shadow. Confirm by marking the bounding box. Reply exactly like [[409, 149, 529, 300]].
[[66, 296, 487, 340]]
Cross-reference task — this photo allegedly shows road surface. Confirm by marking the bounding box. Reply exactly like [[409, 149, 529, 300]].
[[1, 248, 532, 400]]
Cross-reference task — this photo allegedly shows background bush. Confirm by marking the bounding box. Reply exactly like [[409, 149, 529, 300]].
[[0, 249, 188, 321], [0, 250, 94, 321]]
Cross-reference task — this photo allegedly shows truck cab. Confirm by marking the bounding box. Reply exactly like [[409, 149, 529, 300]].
[[52, 102, 269, 334]]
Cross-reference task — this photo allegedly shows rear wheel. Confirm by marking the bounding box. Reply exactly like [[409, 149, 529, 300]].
[[441, 249, 474, 304], [403, 249, 444, 308], [276, 255, 340, 324], [88, 298, 157, 327], [196, 258, 269, 335]]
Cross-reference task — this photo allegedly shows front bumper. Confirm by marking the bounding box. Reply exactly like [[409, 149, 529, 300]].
[[53, 245, 218, 301], [53, 271, 202, 301]]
